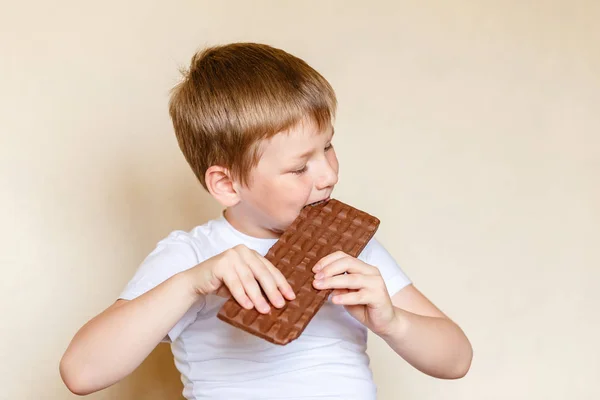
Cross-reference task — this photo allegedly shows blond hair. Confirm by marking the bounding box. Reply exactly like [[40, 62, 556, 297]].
[[168, 42, 337, 190]]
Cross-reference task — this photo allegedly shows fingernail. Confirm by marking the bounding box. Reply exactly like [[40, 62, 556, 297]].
[[313, 265, 321, 272], [314, 279, 323, 288], [314, 272, 323, 279], [288, 290, 296, 299]]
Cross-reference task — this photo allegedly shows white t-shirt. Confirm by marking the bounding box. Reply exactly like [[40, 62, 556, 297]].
[[119, 214, 411, 400]]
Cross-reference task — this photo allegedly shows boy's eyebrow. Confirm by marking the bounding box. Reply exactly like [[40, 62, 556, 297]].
[[292, 128, 335, 160]]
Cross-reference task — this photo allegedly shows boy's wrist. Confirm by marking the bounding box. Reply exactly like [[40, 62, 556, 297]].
[[173, 269, 204, 303], [378, 307, 409, 343]]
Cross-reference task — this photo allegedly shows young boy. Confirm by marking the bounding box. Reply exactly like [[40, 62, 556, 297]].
[[60, 42, 472, 399]]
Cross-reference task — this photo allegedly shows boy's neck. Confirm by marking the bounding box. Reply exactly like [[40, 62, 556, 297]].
[[223, 208, 282, 240]]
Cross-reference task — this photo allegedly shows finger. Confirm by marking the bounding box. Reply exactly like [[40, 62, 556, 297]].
[[314, 258, 379, 280], [331, 289, 371, 305], [235, 265, 271, 313], [313, 274, 379, 291], [262, 258, 296, 301], [313, 251, 349, 272], [222, 274, 253, 309], [245, 253, 286, 308]]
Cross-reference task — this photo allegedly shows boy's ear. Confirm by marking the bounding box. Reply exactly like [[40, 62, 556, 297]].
[[205, 166, 241, 207]]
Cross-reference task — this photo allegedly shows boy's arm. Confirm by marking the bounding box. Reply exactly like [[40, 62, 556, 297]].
[[60, 244, 294, 396], [381, 284, 473, 379], [59, 272, 198, 395], [312, 248, 472, 379]]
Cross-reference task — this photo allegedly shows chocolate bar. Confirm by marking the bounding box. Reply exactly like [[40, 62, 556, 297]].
[[216, 198, 380, 345]]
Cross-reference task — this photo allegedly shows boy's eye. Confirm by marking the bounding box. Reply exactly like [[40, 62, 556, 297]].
[[292, 166, 307, 175], [291, 144, 332, 175]]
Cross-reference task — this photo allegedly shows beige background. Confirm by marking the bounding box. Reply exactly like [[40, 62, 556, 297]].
[[1, 1, 599, 399]]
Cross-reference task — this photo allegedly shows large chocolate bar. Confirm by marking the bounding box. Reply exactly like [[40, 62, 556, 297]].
[[216, 198, 380, 345]]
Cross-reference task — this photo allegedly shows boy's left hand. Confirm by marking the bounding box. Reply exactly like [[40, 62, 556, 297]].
[[312, 251, 396, 337]]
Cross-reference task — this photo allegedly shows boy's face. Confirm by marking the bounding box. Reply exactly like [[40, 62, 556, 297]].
[[230, 117, 339, 238]]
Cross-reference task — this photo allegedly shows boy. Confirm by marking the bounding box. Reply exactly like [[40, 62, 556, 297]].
[[60, 42, 472, 399]]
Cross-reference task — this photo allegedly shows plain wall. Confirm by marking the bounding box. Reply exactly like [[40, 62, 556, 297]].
[[1, 1, 598, 399]]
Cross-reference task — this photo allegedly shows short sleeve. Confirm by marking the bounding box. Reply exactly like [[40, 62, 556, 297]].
[[358, 236, 412, 296], [119, 230, 206, 342]]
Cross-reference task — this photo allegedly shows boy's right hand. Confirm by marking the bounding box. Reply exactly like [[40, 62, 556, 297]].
[[183, 244, 295, 314]]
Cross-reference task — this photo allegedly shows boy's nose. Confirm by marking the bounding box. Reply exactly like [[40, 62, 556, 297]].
[[316, 161, 338, 190]]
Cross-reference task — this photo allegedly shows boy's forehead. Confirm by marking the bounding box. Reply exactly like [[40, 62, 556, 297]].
[[264, 121, 334, 155]]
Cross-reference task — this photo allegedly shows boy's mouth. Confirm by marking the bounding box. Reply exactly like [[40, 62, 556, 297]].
[[307, 197, 331, 207]]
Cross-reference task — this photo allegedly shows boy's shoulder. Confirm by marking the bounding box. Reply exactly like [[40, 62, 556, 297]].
[[120, 217, 226, 300], [156, 217, 226, 259]]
